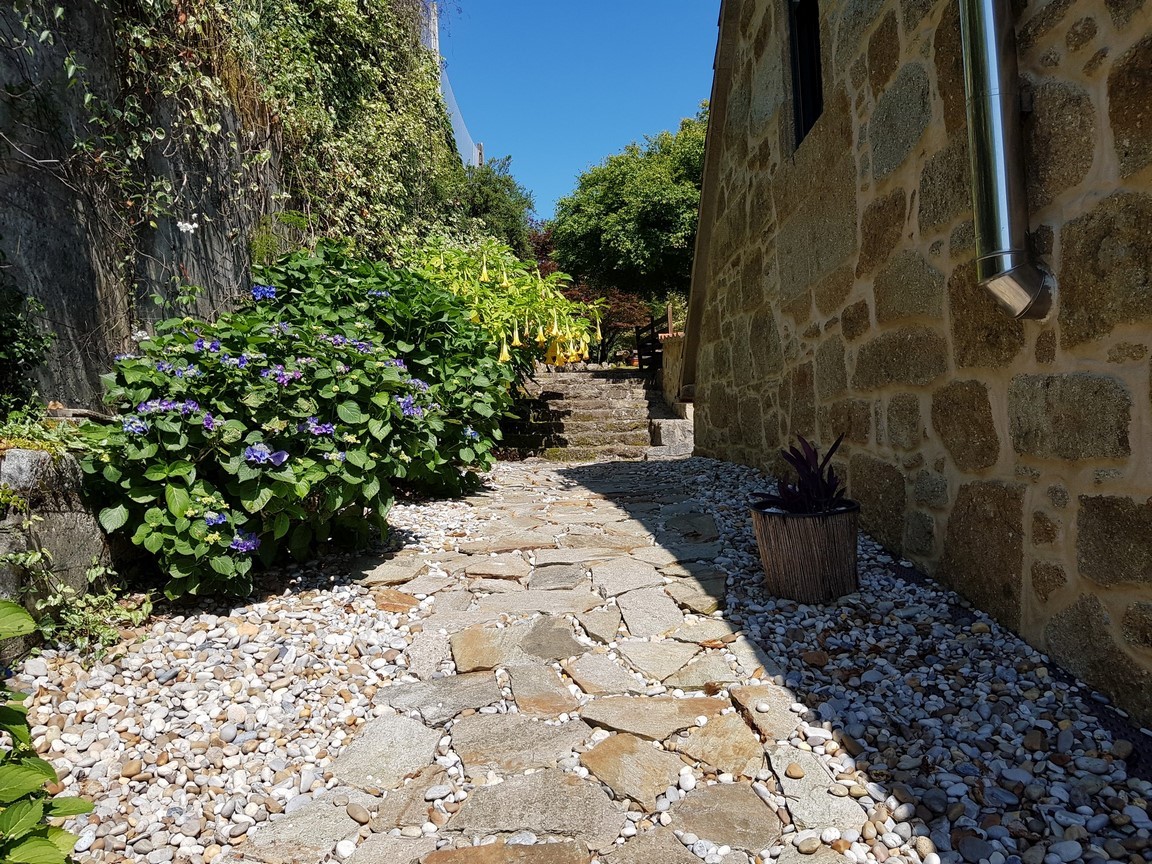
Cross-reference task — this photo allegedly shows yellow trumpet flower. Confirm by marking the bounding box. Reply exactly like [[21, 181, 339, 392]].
[[480, 255, 490, 282], [498, 340, 511, 363], [536, 325, 547, 346], [550, 316, 560, 337], [500, 266, 510, 288], [511, 325, 522, 347], [595, 320, 602, 341]]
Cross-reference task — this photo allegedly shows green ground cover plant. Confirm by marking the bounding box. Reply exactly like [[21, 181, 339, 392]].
[[84, 242, 521, 598]]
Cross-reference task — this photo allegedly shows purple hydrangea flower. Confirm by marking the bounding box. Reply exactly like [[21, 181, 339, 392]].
[[367, 289, 391, 298], [205, 511, 227, 527], [180, 400, 199, 416], [383, 359, 407, 370], [410, 378, 430, 392], [122, 417, 149, 435], [114, 353, 138, 361], [173, 365, 200, 378], [464, 426, 480, 441], [396, 395, 424, 419], [202, 413, 217, 431], [261, 365, 303, 386], [299, 417, 335, 436], [230, 532, 260, 553], [156, 361, 174, 373], [251, 284, 276, 301], [193, 338, 207, 352], [244, 443, 289, 466]]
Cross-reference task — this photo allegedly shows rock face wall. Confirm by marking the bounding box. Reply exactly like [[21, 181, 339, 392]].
[[691, 0, 1152, 721], [0, 3, 278, 408]]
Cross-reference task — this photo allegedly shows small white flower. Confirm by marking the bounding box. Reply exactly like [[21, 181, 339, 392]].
[[131, 329, 149, 342], [177, 219, 200, 234]]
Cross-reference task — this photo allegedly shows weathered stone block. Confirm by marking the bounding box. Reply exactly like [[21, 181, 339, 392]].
[[867, 12, 900, 96], [788, 362, 816, 438], [813, 267, 854, 316], [886, 394, 922, 451], [1077, 495, 1152, 586], [815, 338, 847, 402], [835, 0, 885, 71], [931, 380, 1000, 472], [1109, 36, 1152, 176], [1031, 561, 1067, 602], [818, 399, 871, 445], [1045, 593, 1152, 726], [1024, 80, 1095, 207], [1035, 330, 1056, 364], [939, 481, 1025, 628], [1019, 0, 1075, 49], [1008, 373, 1131, 459], [933, 2, 966, 133], [870, 64, 931, 179], [1106, 0, 1147, 28], [919, 137, 970, 231], [948, 262, 1025, 368], [856, 189, 907, 277], [851, 327, 948, 390], [904, 510, 935, 557], [1032, 511, 1059, 545], [874, 250, 945, 323], [914, 469, 949, 509], [849, 454, 906, 552], [1123, 601, 1152, 649], [841, 300, 871, 341]]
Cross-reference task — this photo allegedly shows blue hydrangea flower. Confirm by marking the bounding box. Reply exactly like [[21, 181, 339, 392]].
[[367, 289, 391, 298], [230, 532, 260, 553], [156, 361, 174, 373], [114, 353, 138, 361], [299, 417, 335, 436], [244, 443, 289, 466], [410, 378, 430, 392], [464, 426, 480, 441], [179, 400, 199, 416], [261, 365, 303, 386], [205, 512, 227, 527], [173, 365, 200, 378], [193, 338, 207, 352], [122, 417, 149, 435], [396, 394, 424, 418], [202, 413, 217, 431], [383, 359, 407, 370], [251, 284, 276, 301]]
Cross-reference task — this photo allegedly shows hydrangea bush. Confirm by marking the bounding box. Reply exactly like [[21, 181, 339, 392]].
[[84, 244, 516, 598]]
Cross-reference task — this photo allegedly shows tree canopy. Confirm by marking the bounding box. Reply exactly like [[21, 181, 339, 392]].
[[458, 155, 536, 259], [550, 104, 708, 300]]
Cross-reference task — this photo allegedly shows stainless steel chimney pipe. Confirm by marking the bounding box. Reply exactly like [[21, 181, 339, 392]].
[[958, 0, 1054, 319]]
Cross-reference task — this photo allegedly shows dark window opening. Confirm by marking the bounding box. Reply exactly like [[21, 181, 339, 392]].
[[788, 0, 824, 147]]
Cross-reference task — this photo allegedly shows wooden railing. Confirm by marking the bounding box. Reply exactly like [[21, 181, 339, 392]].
[[635, 318, 663, 374]]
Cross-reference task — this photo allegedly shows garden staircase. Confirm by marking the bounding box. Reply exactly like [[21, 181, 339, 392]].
[[502, 368, 693, 462]]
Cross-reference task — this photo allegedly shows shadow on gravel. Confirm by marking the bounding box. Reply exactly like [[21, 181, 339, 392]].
[[557, 457, 1152, 861]]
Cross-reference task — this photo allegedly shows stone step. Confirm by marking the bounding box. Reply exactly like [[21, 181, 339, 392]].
[[502, 418, 651, 435], [546, 398, 654, 412], [563, 430, 651, 447], [542, 444, 649, 462]]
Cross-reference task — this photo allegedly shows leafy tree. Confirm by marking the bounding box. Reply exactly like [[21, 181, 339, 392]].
[[551, 104, 708, 300], [458, 156, 535, 259]]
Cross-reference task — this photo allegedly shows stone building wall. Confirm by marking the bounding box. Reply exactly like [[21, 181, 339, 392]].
[[689, 0, 1152, 721]]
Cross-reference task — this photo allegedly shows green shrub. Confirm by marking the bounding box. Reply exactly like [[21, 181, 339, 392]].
[[0, 289, 53, 418], [83, 243, 516, 598], [0, 601, 93, 862]]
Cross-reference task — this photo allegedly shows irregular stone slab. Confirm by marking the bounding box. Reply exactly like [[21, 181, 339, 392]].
[[458, 532, 558, 555], [371, 765, 447, 829], [576, 607, 622, 643], [422, 840, 591, 864], [602, 828, 700, 864], [729, 635, 785, 678], [405, 631, 451, 680], [591, 558, 663, 597], [371, 587, 421, 612], [670, 712, 764, 778], [347, 835, 437, 864], [529, 563, 591, 591], [418, 610, 493, 635], [463, 554, 532, 580], [657, 542, 724, 562], [400, 575, 456, 596], [330, 715, 439, 792], [558, 532, 643, 551], [467, 578, 524, 594], [450, 714, 591, 778], [770, 747, 866, 831], [774, 847, 844, 864], [580, 732, 684, 811], [380, 672, 502, 725], [451, 768, 625, 851], [617, 640, 700, 682], [617, 588, 684, 637], [663, 655, 739, 691], [663, 513, 720, 542], [628, 546, 681, 567], [242, 790, 373, 863], [564, 654, 645, 696], [532, 548, 618, 566], [729, 684, 798, 742], [663, 583, 723, 615], [476, 590, 602, 616], [509, 664, 580, 717], [670, 620, 740, 645], [671, 782, 783, 855], [580, 696, 728, 740], [519, 616, 585, 660], [450, 625, 525, 672], [360, 556, 428, 586], [430, 590, 475, 613]]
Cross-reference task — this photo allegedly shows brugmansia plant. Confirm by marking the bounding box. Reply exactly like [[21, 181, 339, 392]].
[[413, 236, 604, 369], [0, 602, 92, 863]]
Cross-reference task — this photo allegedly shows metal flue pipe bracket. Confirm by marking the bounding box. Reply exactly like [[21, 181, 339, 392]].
[[958, 0, 1054, 319]]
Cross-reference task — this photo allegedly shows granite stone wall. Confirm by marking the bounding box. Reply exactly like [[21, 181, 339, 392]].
[[690, 0, 1152, 721]]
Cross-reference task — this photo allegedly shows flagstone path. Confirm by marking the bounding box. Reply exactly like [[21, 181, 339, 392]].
[[24, 458, 1152, 864]]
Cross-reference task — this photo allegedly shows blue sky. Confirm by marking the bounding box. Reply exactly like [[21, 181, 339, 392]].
[[438, 1, 721, 219]]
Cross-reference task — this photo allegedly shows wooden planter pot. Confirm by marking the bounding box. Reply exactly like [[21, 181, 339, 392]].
[[749, 501, 860, 603]]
